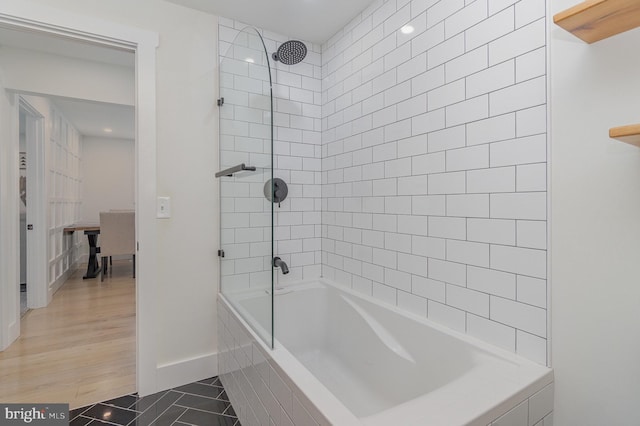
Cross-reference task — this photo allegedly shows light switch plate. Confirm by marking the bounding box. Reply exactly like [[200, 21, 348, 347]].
[[157, 196, 171, 218]]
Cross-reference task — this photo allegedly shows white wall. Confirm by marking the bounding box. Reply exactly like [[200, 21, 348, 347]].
[[81, 136, 135, 223], [321, 0, 549, 364], [550, 1, 640, 424], [0, 46, 134, 106], [217, 19, 323, 304], [9, 0, 220, 389]]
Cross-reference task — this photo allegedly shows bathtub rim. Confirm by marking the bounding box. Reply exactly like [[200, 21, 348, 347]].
[[219, 278, 554, 425], [219, 290, 359, 425], [317, 278, 554, 425]]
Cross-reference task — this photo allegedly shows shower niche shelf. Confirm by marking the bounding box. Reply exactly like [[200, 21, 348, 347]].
[[609, 124, 640, 147], [553, 0, 640, 43]]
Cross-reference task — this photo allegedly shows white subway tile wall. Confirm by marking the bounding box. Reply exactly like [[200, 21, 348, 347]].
[[218, 19, 323, 296], [489, 383, 553, 426], [218, 300, 330, 426], [320, 0, 548, 364]]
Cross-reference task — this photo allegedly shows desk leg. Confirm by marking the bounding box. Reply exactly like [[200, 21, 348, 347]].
[[83, 232, 101, 279]]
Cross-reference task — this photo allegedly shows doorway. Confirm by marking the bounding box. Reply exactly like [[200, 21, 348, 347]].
[[2, 56, 137, 408], [18, 97, 47, 316], [0, 4, 159, 398], [18, 108, 27, 317]]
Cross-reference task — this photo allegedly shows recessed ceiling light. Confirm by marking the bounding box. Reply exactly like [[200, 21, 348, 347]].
[[246, 57, 255, 63], [400, 25, 415, 35], [103, 128, 113, 133]]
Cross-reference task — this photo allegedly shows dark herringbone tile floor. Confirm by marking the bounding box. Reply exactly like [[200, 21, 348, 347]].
[[69, 377, 240, 426]]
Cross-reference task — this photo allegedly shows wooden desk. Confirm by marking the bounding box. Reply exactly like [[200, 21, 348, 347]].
[[64, 224, 101, 279]]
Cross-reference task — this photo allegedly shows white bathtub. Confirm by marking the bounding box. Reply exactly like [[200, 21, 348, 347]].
[[218, 280, 554, 425]]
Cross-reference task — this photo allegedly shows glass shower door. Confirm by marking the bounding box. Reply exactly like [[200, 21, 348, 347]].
[[218, 27, 274, 348]]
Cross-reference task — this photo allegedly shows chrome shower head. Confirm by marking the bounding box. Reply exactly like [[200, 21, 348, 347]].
[[272, 40, 307, 65]]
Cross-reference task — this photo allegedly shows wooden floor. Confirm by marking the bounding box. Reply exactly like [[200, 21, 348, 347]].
[[0, 260, 136, 409]]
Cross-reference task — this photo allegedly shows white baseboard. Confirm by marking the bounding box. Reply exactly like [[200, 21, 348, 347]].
[[48, 261, 77, 300], [156, 352, 219, 392], [6, 316, 20, 349]]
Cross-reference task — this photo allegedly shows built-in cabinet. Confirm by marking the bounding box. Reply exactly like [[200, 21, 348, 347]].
[[554, 0, 640, 147]]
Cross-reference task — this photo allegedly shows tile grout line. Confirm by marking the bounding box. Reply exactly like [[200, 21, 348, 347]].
[[126, 392, 185, 426], [174, 390, 229, 402], [173, 405, 237, 419]]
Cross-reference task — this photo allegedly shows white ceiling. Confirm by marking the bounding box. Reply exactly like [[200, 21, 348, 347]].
[[54, 98, 135, 140], [0, 25, 135, 140], [165, 0, 378, 44]]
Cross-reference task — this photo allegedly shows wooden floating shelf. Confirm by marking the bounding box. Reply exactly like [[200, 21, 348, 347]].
[[554, 0, 640, 43], [609, 124, 640, 147]]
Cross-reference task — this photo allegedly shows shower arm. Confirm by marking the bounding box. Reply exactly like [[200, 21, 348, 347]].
[[215, 163, 256, 178]]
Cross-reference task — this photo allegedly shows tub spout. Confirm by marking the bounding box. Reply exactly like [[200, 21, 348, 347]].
[[273, 257, 289, 274]]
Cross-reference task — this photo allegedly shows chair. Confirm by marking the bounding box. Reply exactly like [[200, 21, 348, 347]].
[[99, 211, 135, 281]]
